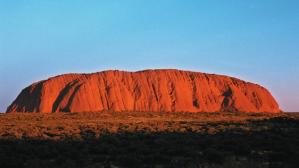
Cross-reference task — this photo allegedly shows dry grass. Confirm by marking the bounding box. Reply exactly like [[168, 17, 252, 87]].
[[0, 112, 299, 167], [0, 112, 291, 140]]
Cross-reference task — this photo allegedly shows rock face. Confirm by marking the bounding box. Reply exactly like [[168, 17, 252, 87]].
[[6, 69, 281, 113]]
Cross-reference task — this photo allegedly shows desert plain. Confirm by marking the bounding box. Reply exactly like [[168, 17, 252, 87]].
[[0, 111, 298, 168]]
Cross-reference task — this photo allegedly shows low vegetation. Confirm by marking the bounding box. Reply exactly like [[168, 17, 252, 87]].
[[0, 112, 298, 168]]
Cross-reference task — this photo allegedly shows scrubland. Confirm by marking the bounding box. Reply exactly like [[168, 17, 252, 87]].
[[0, 111, 298, 168]]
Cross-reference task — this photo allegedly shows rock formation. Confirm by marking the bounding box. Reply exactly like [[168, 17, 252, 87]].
[[6, 69, 281, 113]]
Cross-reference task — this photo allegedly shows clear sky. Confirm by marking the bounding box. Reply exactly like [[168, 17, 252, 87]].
[[0, 0, 298, 112]]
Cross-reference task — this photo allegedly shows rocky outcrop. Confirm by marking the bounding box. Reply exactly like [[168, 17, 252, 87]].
[[6, 69, 281, 113]]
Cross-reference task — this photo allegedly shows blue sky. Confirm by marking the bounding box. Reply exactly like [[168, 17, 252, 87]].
[[0, 0, 298, 112]]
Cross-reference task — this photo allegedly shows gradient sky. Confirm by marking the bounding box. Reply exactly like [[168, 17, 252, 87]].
[[0, 0, 298, 112]]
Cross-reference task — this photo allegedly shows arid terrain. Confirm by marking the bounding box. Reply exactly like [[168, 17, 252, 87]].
[[0, 111, 298, 168]]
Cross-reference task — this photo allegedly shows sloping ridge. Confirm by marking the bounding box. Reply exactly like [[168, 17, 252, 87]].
[[6, 69, 281, 113]]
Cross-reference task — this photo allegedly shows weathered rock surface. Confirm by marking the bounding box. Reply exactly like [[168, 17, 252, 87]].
[[6, 69, 281, 113]]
